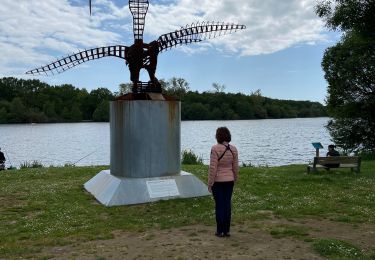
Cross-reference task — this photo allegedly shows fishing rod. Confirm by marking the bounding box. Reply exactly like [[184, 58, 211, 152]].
[[72, 149, 98, 166]]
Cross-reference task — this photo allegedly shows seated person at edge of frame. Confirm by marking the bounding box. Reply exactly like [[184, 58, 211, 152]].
[[325, 144, 340, 168], [0, 148, 6, 171]]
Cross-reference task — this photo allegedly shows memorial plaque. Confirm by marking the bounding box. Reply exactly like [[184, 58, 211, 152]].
[[146, 179, 180, 198]]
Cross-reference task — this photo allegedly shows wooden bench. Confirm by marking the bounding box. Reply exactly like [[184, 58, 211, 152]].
[[307, 156, 361, 173]]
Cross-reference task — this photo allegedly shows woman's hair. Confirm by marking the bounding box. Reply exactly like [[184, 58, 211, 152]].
[[216, 127, 231, 143]]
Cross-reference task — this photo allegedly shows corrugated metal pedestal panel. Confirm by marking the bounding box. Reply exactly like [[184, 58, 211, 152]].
[[84, 100, 210, 206], [110, 100, 181, 178]]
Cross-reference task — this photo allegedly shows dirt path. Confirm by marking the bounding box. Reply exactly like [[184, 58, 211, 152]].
[[38, 218, 375, 259]]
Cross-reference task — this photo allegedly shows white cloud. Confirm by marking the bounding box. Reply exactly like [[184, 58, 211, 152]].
[[145, 0, 328, 56], [0, 0, 126, 77], [0, 0, 330, 78]]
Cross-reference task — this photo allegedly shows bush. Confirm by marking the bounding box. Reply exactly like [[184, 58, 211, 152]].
[[241, 161, 253, 167], [358, 149, 375, 161], [181, 150, 203, 165], [63, 163, 75, 167], [20, 160, 43, 169]]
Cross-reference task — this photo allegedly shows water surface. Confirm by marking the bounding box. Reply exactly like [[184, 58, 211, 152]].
[[0, 118, 331, 168]]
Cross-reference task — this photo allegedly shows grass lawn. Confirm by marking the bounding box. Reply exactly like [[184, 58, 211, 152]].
[[0, 161, 374, 258]]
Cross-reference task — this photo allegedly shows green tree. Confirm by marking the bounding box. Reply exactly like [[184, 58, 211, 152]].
[[0, 77, 19, 101], [28, 108, 48, 123], [182, 102, 210, 120], [158, 79, 168, 91], [164, 77, 190, 97], [235, 100, 255, 119], [70, 103, 83, 121], [119, 83, 133, 95], [93, 100, 110, 122], [82, 88, 114, 120], [9, 97, 28, 123], [0, 107, 8, 123], [266, 103, 281, 118], [43, 101, 57, 120], [61, 107, 71, 121], [316, 0, 375, 151], [253, 105, 267, 119], [212, 82, 226, 93]]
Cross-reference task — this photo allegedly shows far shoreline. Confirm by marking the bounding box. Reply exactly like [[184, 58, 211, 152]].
[[0, 116, 330, 125]]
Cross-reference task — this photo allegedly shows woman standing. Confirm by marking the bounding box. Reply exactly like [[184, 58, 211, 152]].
[[208, 127, 239, 237]]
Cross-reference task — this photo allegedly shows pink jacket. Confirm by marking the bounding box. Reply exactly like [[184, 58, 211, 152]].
[[208, 142, 239, 187]]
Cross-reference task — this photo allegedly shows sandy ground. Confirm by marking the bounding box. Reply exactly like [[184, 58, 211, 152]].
[[35, 216, 375, 260]]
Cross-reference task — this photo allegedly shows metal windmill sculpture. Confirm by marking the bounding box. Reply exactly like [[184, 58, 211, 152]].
[[26, 0, 246, 94]]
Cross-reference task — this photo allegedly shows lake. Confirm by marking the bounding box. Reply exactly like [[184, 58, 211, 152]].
[[0, 118, 331, 168]]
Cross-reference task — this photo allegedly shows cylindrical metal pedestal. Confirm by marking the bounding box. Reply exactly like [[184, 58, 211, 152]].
[[85, 98, 209, 206], [110, 100, 181, 178]]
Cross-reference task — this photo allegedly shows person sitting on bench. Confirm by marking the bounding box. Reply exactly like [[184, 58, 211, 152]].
[[325, 144, 340, 168]]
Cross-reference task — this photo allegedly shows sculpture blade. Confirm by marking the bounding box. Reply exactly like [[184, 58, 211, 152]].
[[129, 0, 149, 42], [157, 22, 246, 52], [26, 45, 127, 76]]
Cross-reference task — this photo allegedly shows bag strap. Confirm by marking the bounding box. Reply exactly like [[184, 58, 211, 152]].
[[218, 144, 233, 161]]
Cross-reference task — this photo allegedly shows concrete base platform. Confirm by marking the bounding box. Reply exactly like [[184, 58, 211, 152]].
[[84, 170, 210, 206]]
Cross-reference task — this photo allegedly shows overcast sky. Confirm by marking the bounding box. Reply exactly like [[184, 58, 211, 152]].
[[0, 0, 340, 103]]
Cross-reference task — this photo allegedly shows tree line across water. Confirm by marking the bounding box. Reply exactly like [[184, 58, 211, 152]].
[[0, 77, 326, 123]]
